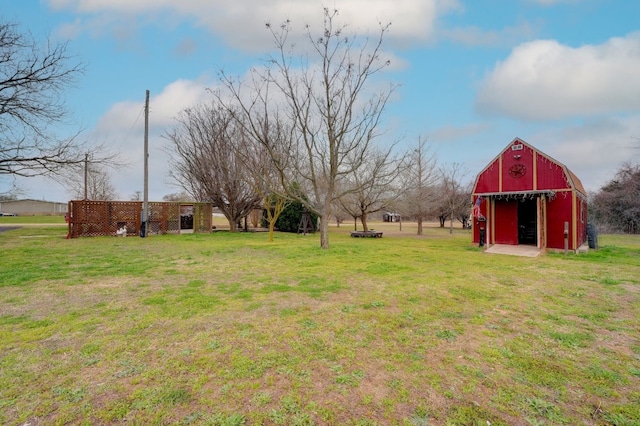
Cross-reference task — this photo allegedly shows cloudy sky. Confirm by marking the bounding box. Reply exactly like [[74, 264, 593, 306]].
[[3, 0, 640, 201]]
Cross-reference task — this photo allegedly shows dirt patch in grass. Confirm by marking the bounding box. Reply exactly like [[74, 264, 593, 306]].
[[0, 225, 22, 233], [0, 277, 137, 320]]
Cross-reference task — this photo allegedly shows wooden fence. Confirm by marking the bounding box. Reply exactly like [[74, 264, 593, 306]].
[[67, 200, 212, 238]]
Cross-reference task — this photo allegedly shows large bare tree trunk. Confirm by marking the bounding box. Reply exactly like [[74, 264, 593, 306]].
[[318, 196, 332, 249], [450, 210, 454, 234], [264, 195, 287, 242], [319, 218, 329, 249], [360, 212, 369, 232], [268, 220, 277, 241]]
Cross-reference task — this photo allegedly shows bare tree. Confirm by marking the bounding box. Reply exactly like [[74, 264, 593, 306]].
[[67, 164, 118, 200], [431, 182, 452, 228], [220, 8, 394, 249], [434, 179, 472, 229], [591, 162, 640, 233], [162, 191, 193, 202], [164, 102, 261, 231], [336, 190, 361, 230], [439, 162, 469, 234], [454, 183, 472, 229], [337, 147, 404, 232], [434, 200, 449, 228], [237, 118, 290, 241], [0, 20, 113, 179], [399, 137, 438, 235], [332, 204, 348, 227], [330, 186, 353, 229]]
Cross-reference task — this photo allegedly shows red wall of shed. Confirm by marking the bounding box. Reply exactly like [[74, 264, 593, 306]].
[[501, 144, 534, 192], [474, 164, 499, 194], [546, 195, 572, 249], [536, 154, 571, 191]]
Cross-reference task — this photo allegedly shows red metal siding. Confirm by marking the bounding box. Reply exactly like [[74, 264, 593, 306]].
[[474, 163, 500, 194], [536, 154, 571, 191], [494, 200, 518, 245], [546, 195, 572, 250], [502, 143, 534, 192]]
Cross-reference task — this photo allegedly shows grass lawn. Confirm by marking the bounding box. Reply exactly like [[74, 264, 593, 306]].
[[0, 221, 639, 425], [0, 215, 66, 224]]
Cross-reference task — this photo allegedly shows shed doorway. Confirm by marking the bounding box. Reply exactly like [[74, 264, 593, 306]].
[[180, 204, 194, 233], [518, 198, 537, 245]]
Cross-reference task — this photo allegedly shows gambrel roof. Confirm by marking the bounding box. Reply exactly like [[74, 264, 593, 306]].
[[473, 137, 586, 197]]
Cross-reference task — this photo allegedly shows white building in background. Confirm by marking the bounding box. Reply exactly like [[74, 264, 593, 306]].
[[0, 199, 68, 216]]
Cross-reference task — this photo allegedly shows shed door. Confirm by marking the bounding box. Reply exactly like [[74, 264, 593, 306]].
[[494, 200, 518, 245]]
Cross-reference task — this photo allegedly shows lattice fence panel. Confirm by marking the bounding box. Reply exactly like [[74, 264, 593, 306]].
[[67, 201, 211, 238], [194, 203, 213, 233], [165, 203, 181, 233], [149, 202, 180, 235], [109, 202, 141, 236], [68, 200, 130, 238]]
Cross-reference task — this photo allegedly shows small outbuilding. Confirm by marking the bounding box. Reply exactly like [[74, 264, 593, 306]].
[[472, 138, 588, 252], [382, 212, 401, 223]]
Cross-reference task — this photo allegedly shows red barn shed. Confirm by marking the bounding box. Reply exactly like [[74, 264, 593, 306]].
[[472, 138, 588, 252]]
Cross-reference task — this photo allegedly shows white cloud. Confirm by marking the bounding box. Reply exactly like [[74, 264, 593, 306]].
[[476, 32, 640, 121], [47, 0, 461, 50], [87, 77, 215, 200], [95, 78, 212, 134], [531, 115, 640, 191], [442, 20, 537, 47]]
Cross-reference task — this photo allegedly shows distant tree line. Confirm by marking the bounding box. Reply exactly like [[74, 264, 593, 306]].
[[590, 162, 640, 234]]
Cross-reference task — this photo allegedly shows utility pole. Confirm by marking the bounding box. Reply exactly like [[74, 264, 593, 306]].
[[141, 90, 149, 237], [84, 152, 88, 200]]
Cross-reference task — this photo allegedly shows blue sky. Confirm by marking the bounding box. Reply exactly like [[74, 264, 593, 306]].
[[3, 0, 640, 202]]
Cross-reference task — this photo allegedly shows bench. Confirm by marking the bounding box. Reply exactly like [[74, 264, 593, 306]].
[[350, 230, 383, 238]]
